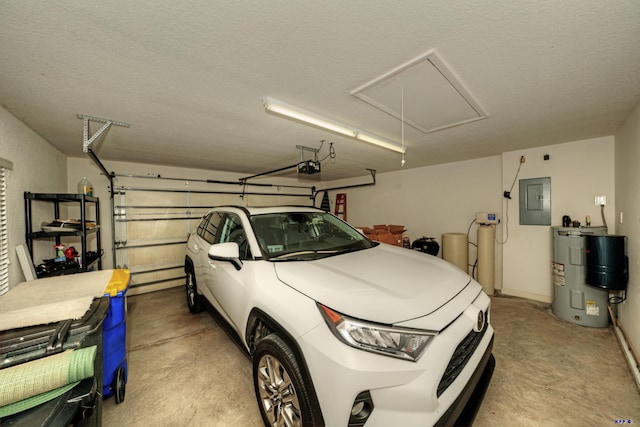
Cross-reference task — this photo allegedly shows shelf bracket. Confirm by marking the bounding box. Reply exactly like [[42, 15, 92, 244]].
[[77, 114, 130, 153]]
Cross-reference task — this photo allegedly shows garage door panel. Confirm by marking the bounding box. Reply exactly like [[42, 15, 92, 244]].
[[245, 194, 310, 206], [118, 244, 186, 267], [124, 219, 192, 241], [129, 266, 184, 293], [112, 179, 313, 293], [188, 193, 239, 206], [123, 191, 187, 206], [128, 277, 185, 295]]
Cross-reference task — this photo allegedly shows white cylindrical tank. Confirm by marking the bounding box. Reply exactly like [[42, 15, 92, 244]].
[[477, 225, 495, 295], [442, 233, 468, 273]]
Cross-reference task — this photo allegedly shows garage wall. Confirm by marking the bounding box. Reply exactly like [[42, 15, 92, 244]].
[[614, 100, 640, 359], [324, 155, 504, 289], [67, 157, 314, 294], [501, 136, 615, 302], [324, 137, 615, 300], [0, 105, 67, 288]]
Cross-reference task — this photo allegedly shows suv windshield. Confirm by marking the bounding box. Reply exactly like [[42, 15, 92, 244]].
[[250, 211, 374, 260]]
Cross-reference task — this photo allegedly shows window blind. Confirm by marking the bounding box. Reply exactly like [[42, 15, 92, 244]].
[[0, 158, 12, 295]]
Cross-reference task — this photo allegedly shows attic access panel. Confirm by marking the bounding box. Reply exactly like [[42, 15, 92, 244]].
[[351, 50, 487, 134]]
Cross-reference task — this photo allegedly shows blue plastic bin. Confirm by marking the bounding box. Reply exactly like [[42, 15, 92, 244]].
[[102, 269, 130, 403]]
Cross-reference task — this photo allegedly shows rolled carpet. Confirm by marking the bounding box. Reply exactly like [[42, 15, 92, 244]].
[[0, 345, 96, 417]]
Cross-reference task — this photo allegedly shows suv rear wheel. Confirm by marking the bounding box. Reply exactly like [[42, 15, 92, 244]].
[[253, 334, 321, 427]]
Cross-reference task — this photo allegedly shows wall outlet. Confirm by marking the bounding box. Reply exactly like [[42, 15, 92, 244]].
[[595, 195, 606, 206]]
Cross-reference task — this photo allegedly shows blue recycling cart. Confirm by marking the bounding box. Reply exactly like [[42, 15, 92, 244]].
[[102, 269, 130, 403]]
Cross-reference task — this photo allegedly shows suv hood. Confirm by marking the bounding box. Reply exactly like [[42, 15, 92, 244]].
[[274, 244, 473, 324]]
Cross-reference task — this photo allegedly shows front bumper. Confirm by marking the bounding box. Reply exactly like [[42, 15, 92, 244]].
[[436, 337, 495, 426], [299, 292, 495, 426]]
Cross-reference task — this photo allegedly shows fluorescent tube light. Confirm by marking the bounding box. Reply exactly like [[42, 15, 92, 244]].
[[264, 97, 407, 154], [356, 133, 406, 154], [264, 98, 356, 137]]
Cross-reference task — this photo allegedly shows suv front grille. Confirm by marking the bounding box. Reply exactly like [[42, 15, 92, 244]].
[[436, 313, 488, 397]]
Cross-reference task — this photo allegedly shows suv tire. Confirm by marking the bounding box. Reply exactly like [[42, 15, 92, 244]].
[[253, 334, 323, 427], [185, 263, 204, 313]]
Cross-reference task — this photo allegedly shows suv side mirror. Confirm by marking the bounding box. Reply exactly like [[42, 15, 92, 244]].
[[208, 242, 243, 271]]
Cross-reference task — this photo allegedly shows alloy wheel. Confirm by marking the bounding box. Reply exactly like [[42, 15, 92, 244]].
[[186, 271, 196, 307], [256, 354, 302, 427]]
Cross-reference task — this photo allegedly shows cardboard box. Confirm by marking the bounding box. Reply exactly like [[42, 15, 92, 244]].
[[376, 232, 398, 245], [389, 225, 406, 234], [361, 224, 405, 246], [359, 227, 376, 237]]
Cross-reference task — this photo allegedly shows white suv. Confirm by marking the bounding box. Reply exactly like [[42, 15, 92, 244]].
[[185, 205, 494, 426]]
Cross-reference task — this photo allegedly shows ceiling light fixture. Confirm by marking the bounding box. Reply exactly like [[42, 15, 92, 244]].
[[264, 97, 355, 138], [355, 133, 406, 154], [264, 97, 406, 154]]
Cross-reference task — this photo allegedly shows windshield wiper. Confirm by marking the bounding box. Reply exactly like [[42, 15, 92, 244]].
[[272, 250, 339, 260]]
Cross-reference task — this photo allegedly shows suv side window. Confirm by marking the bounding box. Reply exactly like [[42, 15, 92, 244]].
[[218, 213, 252, 260], [199, 212, 223, 244]]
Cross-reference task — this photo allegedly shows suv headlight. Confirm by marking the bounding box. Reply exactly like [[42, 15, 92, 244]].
[[318, 304, 436, 362]]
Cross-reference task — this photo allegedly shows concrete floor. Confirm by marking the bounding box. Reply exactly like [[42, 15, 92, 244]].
[[102, 287, 640, 426]]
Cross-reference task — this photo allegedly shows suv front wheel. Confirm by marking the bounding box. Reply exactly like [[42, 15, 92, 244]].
[[253, 334, 322, 427], [185, 262, 204, 313]]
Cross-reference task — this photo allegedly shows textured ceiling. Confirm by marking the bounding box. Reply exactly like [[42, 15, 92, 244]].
[[1, 1, 639, 181]]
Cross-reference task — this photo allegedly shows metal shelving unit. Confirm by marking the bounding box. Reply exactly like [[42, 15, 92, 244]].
[[24, 192, 102, 277]]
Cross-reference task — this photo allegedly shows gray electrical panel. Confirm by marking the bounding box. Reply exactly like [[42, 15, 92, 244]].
[[520, 177, 551, 225], [551, 226, 609, 327]]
